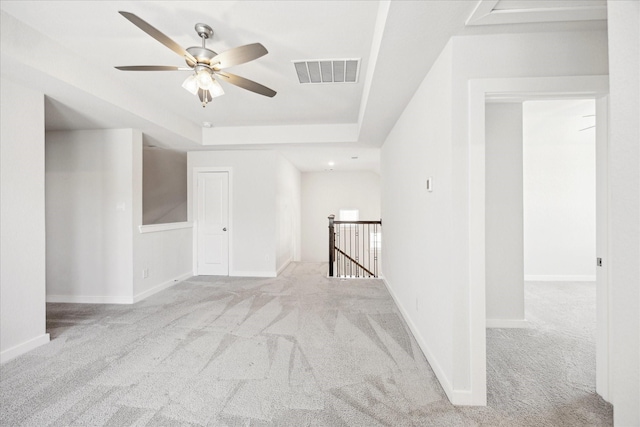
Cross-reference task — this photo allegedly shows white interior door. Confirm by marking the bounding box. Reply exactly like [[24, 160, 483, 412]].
[[196, 172, 229, 275]]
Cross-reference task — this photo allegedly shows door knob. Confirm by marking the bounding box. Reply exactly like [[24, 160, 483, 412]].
[[223, 227, 227, 231]]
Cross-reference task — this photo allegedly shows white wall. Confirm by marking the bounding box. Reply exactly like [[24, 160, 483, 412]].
[[301, 171, 381, 262], [133, 227, 193, 300], [485, 103, 525, 325], [382, 29, 608, 404], [135, 139, 192, 300], [523, 99, 596, 281], [275, 154, 301, 272], [46, 129, 139, 303], [607, 1, 640, 424], [450, 30, 607, 399], [47, 129, 193, 304], [188, 150, 278, 276], [0, 10, 201, 149], [143, 147, 187, 225], [381, 41, 455, 399], [0, 77, 49, 363]]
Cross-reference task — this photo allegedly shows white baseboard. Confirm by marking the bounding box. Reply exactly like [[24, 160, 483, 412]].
[[380, 275, 458, 404], [230, 270, 277, 278], [133, 272, 192, 303], [276, 258, 292, 276], [47, 273, 193, 305], [448, 389, 479, 406], [486, 319, 529, 329], [524, 274, 596, 282], [46, 294, 133, 304], [1, 333, 50, 364]]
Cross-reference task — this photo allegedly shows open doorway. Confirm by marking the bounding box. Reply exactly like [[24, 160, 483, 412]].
[[465, 76, 610, 406], [483, 98, 611, 419]]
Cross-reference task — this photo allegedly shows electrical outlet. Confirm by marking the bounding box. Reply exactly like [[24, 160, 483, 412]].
[[142, 268, 149, 279]]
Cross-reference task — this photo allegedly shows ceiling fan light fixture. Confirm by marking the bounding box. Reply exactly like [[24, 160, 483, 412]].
[[181, 75, 199, 95]]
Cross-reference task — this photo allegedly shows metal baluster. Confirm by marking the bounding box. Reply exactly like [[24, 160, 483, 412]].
[[339, 225, 344, 277], [339, 226, 342, 278], [328, 215, 334, 277], [350, 224, 353, 277], [374, 223, 378, 277], [339, 224, 342, 277], [337, 224, 341, 277], [343, 224, 346, 277], [348, 224, 351, 277], [355, 224, 359, 278], [348, 225, 351, 276], [368, 223, 371, 278], [362, 224, 370, 277]]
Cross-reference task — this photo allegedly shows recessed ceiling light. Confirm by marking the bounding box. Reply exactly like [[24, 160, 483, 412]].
[[328, 161, 335, 166], [202, 121, 213, 128], [351, 156, 358, 160]]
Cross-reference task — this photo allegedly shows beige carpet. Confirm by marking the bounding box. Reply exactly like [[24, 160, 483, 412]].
[[0, 263, 612, 426]]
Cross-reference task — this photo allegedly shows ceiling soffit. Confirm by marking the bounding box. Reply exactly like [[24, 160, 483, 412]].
[[1, 1, 605, 153], [466, 0, 607, 26]]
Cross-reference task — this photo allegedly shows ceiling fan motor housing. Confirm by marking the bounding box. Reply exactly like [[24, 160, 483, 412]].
[[186, 46, 218, 68]]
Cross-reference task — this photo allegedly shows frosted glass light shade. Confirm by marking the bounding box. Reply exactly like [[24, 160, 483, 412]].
[[183, 69, 224, 103], [181, 75, 199, 95], [209, 79, 225, 98], [196, 69, 214, 90]]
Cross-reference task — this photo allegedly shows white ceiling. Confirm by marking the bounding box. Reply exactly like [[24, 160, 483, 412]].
[[2, 1, 379, 126], [0, 1, 606, 172]]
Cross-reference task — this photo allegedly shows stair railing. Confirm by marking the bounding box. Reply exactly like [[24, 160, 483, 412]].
[[328, 214, 381, 278]]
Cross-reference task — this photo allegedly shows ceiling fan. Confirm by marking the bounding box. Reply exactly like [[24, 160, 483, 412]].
[[115, 11, 276, 107]]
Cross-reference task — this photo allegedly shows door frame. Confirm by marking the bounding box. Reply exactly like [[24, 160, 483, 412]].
[[467, 75, 610, 405], [192, 167, 233, 276], [594, 95, 611, 399]]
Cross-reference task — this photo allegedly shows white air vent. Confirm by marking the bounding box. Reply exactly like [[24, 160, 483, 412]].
[[293, 59, 360, 84]]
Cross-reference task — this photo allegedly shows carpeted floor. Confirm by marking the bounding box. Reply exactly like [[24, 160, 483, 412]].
[[0, 263, 612, 426], [481, 280, 612, 426]]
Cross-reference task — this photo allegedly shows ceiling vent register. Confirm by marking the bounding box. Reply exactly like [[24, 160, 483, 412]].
[[294, 59, 360, 84]]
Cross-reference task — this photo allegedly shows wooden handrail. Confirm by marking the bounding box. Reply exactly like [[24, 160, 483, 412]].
[[334, 246, 376, 277], [332, 220, 382, 225]]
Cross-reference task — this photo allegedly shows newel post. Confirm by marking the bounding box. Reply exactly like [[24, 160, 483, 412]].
[[328, 214, 335, 277]]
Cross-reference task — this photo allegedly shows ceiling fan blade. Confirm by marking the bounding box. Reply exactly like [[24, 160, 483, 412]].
[[119, 11, 197, 64], [115, 65, 191, 71], [215, 72, 276, 97], [211, 43, 268, 70]]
